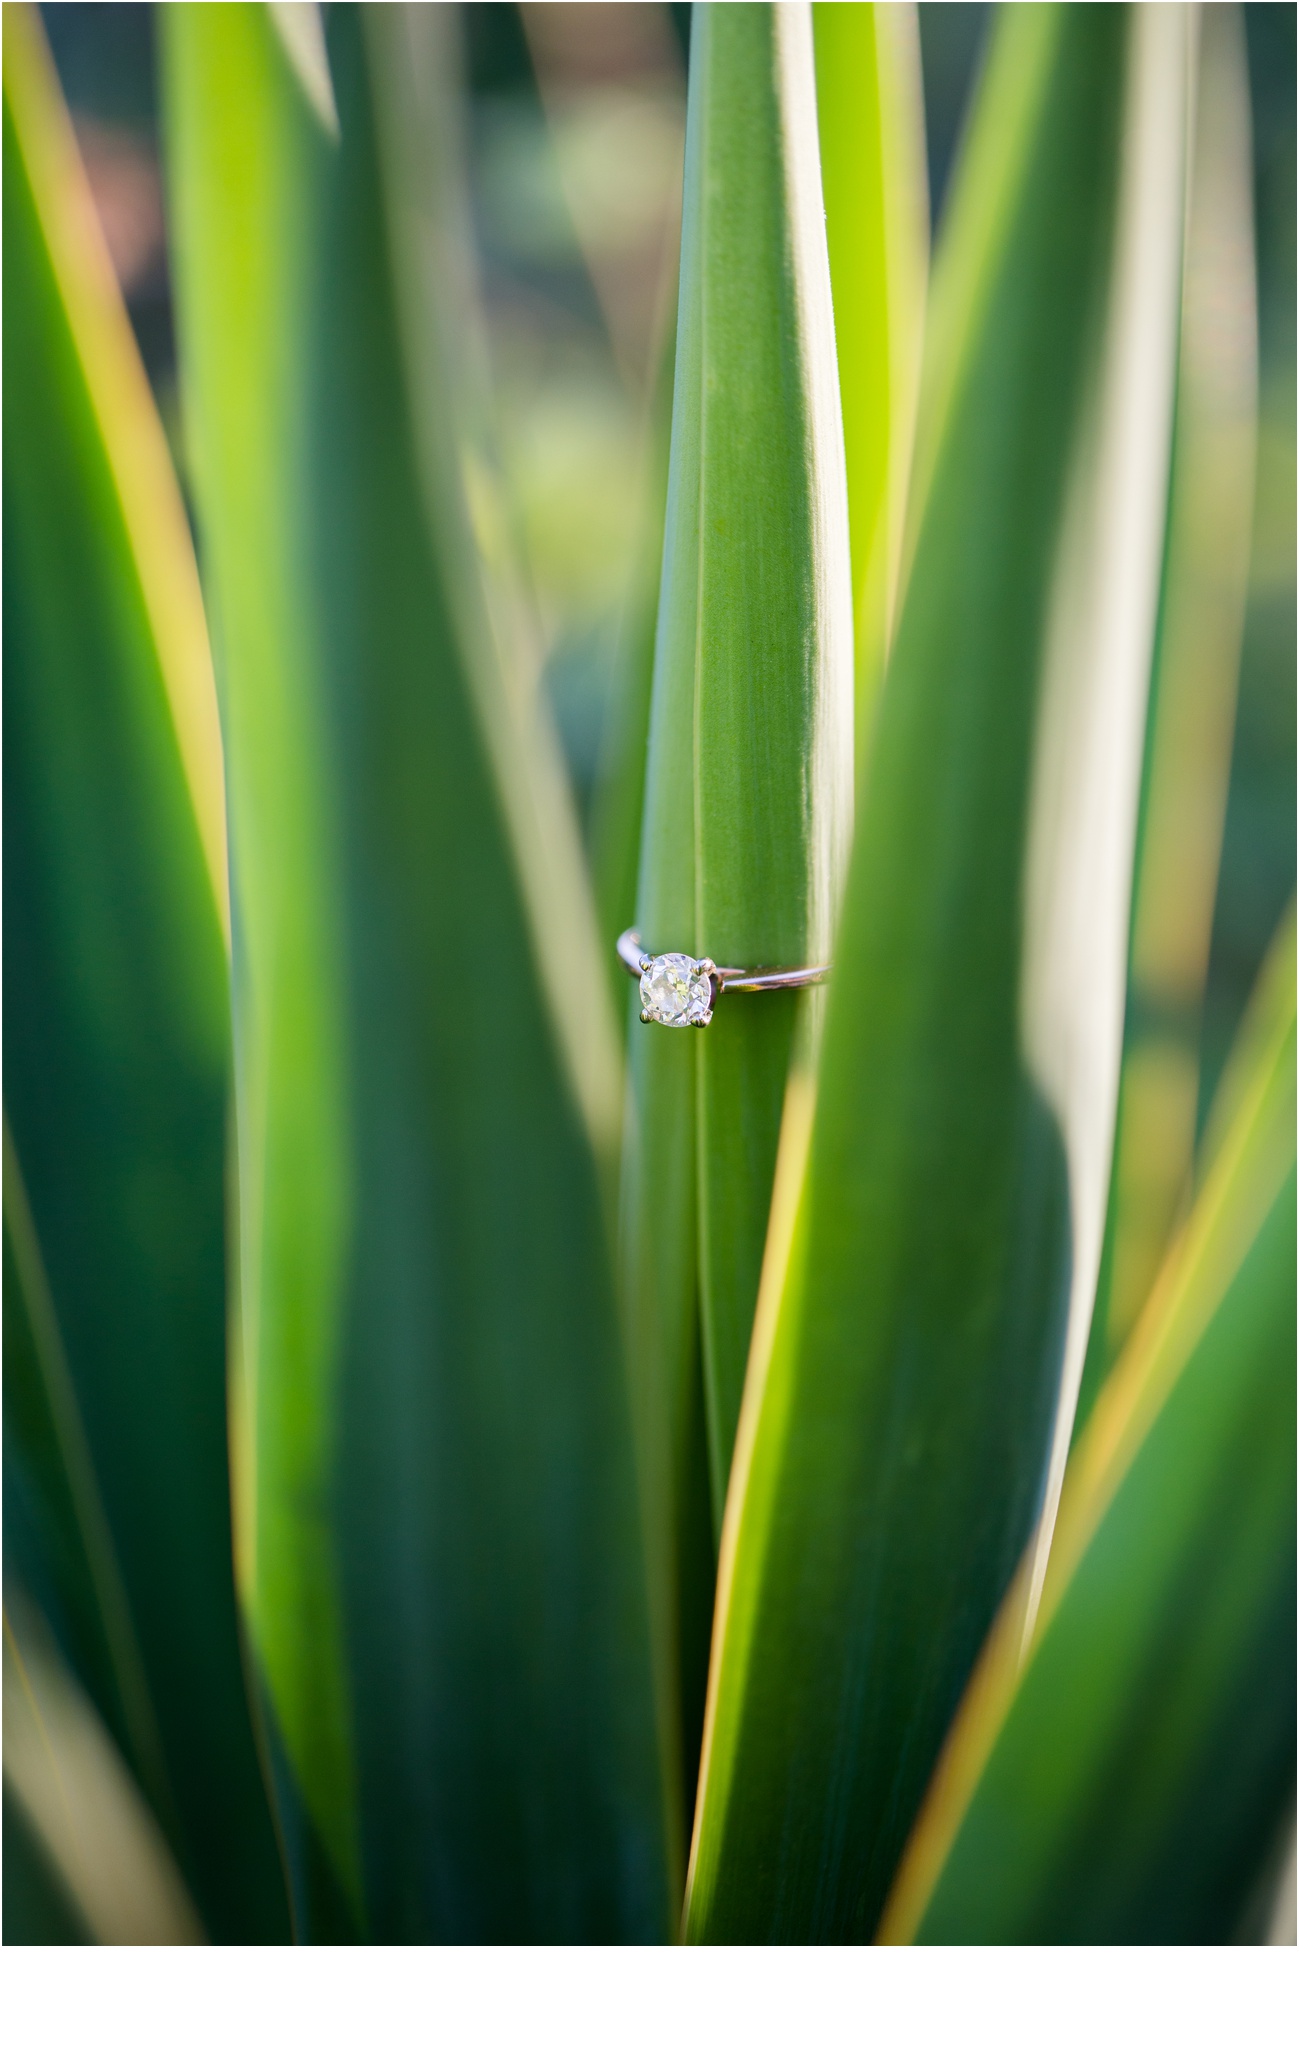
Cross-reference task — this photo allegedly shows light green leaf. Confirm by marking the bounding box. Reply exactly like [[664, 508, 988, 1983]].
[[1079, 1, 1259, 1421], [591, 330, 677, 1016], [685, 3, 1188, 1941], [813, 0, 928, 760], [163, 0, 668, 1940], [623, 0, 853, 1869], [884, 910, 1296, 1942], [2, 3, 287, 1941]]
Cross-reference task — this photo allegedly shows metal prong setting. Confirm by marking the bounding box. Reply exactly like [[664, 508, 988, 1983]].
[[640, 1009, 651, 1023], [698, 959, 721, 1023], [690, 961, 719, 1027]]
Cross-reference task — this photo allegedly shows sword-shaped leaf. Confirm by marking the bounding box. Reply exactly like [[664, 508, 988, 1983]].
[[686, 3, 1188, 1941], [163, 1, 668, 1940], [1079, 2, 1258, 1428], [591, 331, 677, 1015], [813, 0, 928, 760], [623, 1, 853, 1867], [885, 911, 1296, 1943], [2, 4, 287, 1940]]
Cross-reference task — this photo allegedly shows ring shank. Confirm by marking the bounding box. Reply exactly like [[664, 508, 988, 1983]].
[[718, 963, 829, 992], [616, 927, 829, 993]]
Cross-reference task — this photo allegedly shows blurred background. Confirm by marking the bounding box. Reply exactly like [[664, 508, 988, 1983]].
[[39, 0, 1295, 1129]]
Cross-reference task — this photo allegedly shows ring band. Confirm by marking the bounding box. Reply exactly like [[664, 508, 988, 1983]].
[[617, 927, 830, 1029]]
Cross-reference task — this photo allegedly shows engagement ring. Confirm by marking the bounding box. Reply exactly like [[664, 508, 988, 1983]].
[[617, 928, 830, 1029]]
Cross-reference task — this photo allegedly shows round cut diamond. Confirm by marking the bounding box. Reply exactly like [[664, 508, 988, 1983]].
[[640, 953, 713, 1028]]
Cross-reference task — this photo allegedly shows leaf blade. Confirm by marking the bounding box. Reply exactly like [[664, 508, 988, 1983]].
[[885, 912, 1296, 1943], [2, 2, 288, 1940], [813, 0, 928, 754], [163, 0, 670, 1940], [1078, 2, 1259, 1422], [686, 3, 1187, 1942], [623, 0, 854, 1869]]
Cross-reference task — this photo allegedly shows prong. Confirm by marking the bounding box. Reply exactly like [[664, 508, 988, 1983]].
[[639, 955, 653, 975], [640, 1009, 651, 1024], [691, 1010, 712, 1028], [696, 958, 716, 979]]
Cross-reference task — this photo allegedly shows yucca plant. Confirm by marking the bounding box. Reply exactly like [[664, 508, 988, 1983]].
[[3, 0, 1293, 1947]]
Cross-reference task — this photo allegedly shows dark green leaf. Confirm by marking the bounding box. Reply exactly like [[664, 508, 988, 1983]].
[[885, 913, 1295, 1942], [3, 1125, 160, 1821], [163, 0, 669, 1940], [2, 5, 287, 1941], [3, 1591, 203, 1943]]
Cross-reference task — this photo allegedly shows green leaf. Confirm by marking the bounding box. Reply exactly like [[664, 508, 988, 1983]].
[[813, 0, 928, 759], [2, 5, 288, 1941], [1078, 2, 1259, 1423], [3, 1124, 162, 1828], [884, 910, 1296, 1942], [163, 1, 668, 1940], [591, 329, 677, 1015], [685, 3, 1188, 1941], [623, 2, 853, 1860], [3, 1591, 204, 1944]]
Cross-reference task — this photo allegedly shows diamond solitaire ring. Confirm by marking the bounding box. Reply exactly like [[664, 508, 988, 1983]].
[[616, 928, 831, 1029]]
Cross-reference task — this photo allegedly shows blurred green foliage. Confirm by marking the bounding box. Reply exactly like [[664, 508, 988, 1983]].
[[4, 5, 287, 1938]]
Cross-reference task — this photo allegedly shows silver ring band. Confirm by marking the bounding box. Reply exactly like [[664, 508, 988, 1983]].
[[617, 927, 830, 1029]]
